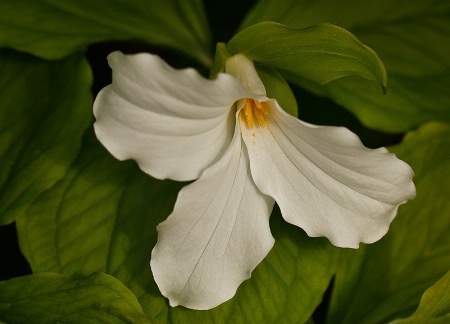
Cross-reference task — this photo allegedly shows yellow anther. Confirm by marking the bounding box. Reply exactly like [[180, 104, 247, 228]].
[[242, 99, 268, 129], [243, 99, 254, 129]]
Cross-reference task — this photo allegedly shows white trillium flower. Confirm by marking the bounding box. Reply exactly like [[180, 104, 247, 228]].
[[93, 51, 416, 310]]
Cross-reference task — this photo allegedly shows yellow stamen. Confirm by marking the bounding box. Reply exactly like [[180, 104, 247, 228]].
[[242, 99, 269, 129], [243, 99, 254, 129]]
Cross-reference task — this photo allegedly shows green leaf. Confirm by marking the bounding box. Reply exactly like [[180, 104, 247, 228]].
[[0, 49, 92, 225], [227, 22, 387, 89], [0, 272, 151, 323], [0, 0, 212, 66], [256, 65, 298, 117], [240, 0, 450, 132], [390, 270, 450, 323], [326, 122, 450, 324], [291, 72, 450, 133], [210, 42, 232, 78], [17, 128, 339, 322]]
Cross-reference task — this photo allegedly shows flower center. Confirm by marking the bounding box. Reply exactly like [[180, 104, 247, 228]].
[[242, 99, 269, 129]]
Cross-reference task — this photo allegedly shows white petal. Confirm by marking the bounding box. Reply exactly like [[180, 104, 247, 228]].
[[150, 124, 275, 310], [225, 54, 266, 95], [241, 101, 416, 248], [93, 51, 251, 181]]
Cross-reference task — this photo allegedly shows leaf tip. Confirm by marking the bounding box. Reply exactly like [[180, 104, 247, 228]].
[[210, 42, 232, 79]]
